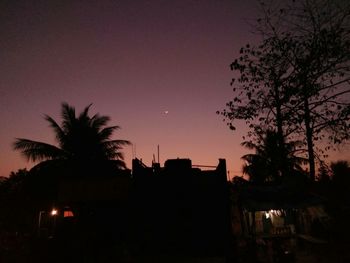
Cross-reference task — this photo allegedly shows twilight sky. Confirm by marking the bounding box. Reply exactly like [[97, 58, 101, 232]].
[[1, 0, 349, 178]]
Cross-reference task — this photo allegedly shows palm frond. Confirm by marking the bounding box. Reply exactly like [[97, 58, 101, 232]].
[[242, 165, 252, 175], [79, 103, 92, 121], [108, 159, 127, 169], [112, 151, 125, 160], [102, 140, 130, 160], [241, 141, 258, 150], [44, 115, 66, 145], [90, 114, 111, 130], [61, 102, 76, 131], [106, 139, 131, 146], [13, 138, 65, 162], [241, 153, 259, 162], [98, 126, 120, 141]]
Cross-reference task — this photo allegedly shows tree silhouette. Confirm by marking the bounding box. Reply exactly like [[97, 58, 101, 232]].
[[273, 0, 350, 181], [219, 35, 295, 178], [241, 130, 307, 184], [13, 102, 130, 171], [331, 160, 350, 186], [317, 161, 331, 183], [219, 0, 350, 181], [0, 169, 32, 233]]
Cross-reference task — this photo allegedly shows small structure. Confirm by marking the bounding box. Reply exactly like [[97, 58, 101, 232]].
[[231, 181, 329, 263]]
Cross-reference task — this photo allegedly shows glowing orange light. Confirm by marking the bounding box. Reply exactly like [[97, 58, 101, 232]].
[[64, 210, 74, 217]]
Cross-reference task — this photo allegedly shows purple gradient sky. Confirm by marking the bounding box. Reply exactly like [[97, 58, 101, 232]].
[[1, 0, 349, 178]]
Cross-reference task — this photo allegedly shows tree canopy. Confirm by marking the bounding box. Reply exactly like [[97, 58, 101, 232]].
[[13, 102, 130, 171], [219, 0, 350, 180], [241, 130, 307, 183]]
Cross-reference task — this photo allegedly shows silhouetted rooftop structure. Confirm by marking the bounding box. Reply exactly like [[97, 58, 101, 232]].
[[130, 158, 231, 258], [36, 158, 233, 262]]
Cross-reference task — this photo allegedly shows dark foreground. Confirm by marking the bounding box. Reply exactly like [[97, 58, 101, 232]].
[[1, 232, 350, 263]]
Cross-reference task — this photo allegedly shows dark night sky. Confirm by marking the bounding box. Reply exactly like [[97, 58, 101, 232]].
[[1, 0, 349, 178]]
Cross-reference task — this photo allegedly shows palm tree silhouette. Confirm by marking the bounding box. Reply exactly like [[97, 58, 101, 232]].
[[13, 103, 130, 173], [241, 130, 306, 183]]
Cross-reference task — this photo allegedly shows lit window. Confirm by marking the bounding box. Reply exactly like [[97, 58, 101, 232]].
[[64, 210, 74, 217]]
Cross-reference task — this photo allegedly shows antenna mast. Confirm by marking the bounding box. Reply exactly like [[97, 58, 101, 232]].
[[132, 144, 136, 159], [157, 145, 160, 164]]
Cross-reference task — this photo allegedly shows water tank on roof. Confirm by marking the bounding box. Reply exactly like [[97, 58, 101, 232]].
[[164, 158, 192, 172]]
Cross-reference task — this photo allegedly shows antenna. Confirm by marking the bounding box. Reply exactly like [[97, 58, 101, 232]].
[[132, 144, 136, 159], [157, 145, 160, 163]]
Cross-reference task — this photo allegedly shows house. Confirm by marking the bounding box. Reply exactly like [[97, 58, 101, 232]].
[[230, 179, 329, 263], [36, 158, 233, 262]]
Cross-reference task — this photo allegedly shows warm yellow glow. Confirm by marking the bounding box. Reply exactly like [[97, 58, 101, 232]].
[[269, 209, 283, 216], [51, 209, 58, 216], [265, 212, 270, 218]]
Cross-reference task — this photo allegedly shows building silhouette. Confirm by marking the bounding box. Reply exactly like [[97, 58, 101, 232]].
[[38, 158, 232, 262]]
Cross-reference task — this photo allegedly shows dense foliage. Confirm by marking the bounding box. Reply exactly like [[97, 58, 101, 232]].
[[219, 0, 350, 180], [13, 102, 130, 170]]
